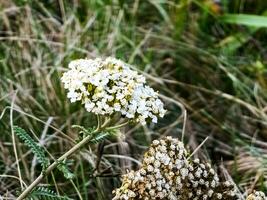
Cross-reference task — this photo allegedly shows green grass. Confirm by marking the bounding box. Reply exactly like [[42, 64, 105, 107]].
[[1, 0, 267, 199]]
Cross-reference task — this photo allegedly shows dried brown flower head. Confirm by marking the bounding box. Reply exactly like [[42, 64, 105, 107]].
[[113, 136, 236, 200]]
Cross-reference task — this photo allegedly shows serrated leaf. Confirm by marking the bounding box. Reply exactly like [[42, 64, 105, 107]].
[[13, 126, 49, 170], [72, 125, 96, 140], [90, 132, 110, 144], [27, 187, 71, 200], [57, 162, 75, 180]]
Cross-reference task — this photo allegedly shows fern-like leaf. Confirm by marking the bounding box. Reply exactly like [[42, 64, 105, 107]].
[[72, 125, 96, 141], [89, 132, 110, 144], [57, 161, 75, 180], [27, 187, 71, 200], [13, 126, 49, 170]]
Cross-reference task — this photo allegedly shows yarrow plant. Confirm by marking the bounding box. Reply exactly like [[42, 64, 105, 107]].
[[61, 57, 166, 125], [16, 57, 167, 200]]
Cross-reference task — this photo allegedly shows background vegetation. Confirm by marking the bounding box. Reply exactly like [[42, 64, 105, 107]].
[[1, 0, 267, 199]]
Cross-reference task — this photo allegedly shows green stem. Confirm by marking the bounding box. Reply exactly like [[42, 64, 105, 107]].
[[106, 121, 129, 131], [96, 115, 101, 130], [70, 179, 83, 200]]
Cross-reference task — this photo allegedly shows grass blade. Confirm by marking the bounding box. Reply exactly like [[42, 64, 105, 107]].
[[220, 14, 267, 27]]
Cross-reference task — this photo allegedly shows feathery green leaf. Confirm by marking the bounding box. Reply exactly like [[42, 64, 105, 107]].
[[27, 187, 71, 200], [57, 161, 75, 180], [13, 126, 49, 170]]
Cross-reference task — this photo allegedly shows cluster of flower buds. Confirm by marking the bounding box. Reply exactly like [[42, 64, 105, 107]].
[[61, 57, 166, 125], [247, 191, 266, 200], [113, 136, 236, 200]]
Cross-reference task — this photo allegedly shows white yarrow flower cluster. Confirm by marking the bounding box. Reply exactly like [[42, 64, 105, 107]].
[[61, 57, 166, 124]]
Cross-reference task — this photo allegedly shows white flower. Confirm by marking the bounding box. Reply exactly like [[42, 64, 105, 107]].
[[61, 57, 166, 124], [180, 168, 189, 179], [127, 191, 136, 198], [147, 165, 154, 172]]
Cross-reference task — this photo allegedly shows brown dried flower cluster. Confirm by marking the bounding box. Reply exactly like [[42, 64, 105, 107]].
[[246, 191, 266, 200], [113, 136, 237, 200]]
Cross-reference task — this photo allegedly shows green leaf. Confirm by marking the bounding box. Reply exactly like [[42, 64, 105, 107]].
[[220, 14, 267, 28], [27, 187, 71, 200], [148, 0, 172, 25], [72, 125, 96, 140], [72, 125, 117, 144], [218, 11, 267, 54], [217, 31, 255, 54], [89, 132, 110, 144], [57, 161, 75, 180], [13, 126, 49, 170]]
